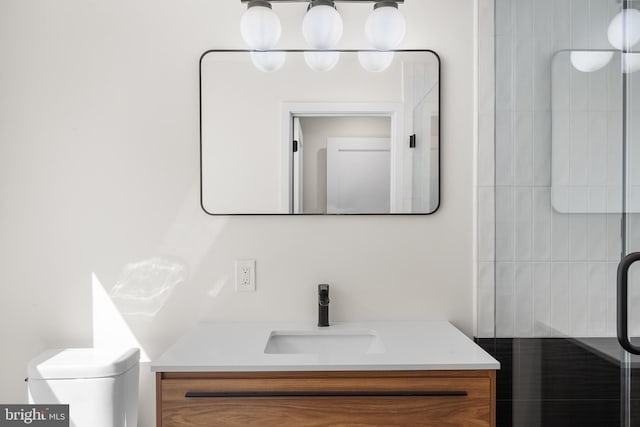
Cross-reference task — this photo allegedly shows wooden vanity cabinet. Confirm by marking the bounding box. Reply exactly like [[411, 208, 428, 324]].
[[156, 370, 496, 427]]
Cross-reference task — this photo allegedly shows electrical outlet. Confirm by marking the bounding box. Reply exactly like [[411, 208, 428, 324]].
[[235, 259, 255, 292]]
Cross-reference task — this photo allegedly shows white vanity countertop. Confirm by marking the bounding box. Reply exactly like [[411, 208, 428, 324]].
[[151, 321, 500, 372]]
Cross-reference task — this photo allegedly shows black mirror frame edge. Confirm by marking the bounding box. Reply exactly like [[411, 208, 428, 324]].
[[199, 49, 441, 216]]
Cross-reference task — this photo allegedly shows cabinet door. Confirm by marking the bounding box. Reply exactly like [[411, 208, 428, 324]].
[[157, 371, 495, 427]]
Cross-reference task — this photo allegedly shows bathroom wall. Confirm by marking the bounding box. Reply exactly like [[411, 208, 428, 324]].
[[0, 1, 476, 425], [477, 0, 640, 338]]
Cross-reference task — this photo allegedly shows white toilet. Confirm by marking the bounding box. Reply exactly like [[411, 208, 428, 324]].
[[27, 348, 139, 427]]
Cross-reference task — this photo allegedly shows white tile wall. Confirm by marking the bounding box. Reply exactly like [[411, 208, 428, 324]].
[[478, 0, 640, 338]]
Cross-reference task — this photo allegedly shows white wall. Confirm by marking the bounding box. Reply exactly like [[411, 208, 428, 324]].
[[0, 1, 475, 425]]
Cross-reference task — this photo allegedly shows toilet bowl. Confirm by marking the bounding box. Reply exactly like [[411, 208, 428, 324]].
[[27, 348, 139, 427]]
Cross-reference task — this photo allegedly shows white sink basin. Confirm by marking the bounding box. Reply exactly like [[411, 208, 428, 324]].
[[264, 329, 385, 355]]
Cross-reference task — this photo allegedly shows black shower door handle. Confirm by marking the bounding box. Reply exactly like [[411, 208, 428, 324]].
[[617, 252, 640, 355]]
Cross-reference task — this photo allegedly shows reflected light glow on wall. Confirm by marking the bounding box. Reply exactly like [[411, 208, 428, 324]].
[[110, 257, 187, 318], [92, 273, 150, 362]]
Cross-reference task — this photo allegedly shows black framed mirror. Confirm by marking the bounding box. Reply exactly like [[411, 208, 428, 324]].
[[200, 49, 440, 215]]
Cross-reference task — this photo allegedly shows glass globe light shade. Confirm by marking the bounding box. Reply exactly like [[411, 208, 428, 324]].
[[302, 3, 343, 49], [365, 3, 406, 50], [304, 51, 340, 72], [623, 52, 640, 73], [607, 8, 640, 50], [358, 51, 395, 72], [240, 2, 281, 50], [250, 51, 286, 72], [570, 51, 614, 73]]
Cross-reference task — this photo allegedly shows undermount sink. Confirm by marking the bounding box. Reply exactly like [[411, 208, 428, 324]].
[[264, 329, 385, 356]]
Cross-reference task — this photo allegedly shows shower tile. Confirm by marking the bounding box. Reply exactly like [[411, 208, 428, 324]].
[[478, 36, 495, 115], [515, 188, 533, 261], [569, 214, 588, 261], [552, 0, 571, 50], [551, 210, 570, 261], [533, 112, 551, 187], [478, 187, 495, 261], [587, 71, 608, 113], [570, 0, 590, 47], [533, 262, 551, 336], [515, 36, 533, 112], [606, 262, 618, 334], [569, 262, 588, 336], [587, 215, 607, 261], [588, 112, 607, 187], [496, 111, 514, 186], [552, 55, 571, 113], [568, 187, 589, 213], [588, 187, 607, 213], [496, 36, 513, 111], [571, 71, 589, 116], [477, 261, 495, 338], [552, 110, 571, 192], [515, 0, 533, 37], [607, 214, 622, 261], [495, 0, 512, 37], [533, 188, 552, 261], [601, 117, 620, 189], [478, 112, 495, 188], [550, 262, 570, 335], [515, 112, 533, 186], [516, 262, 534, 336], [496, 262, 516, 337], [587, 262, 607, 336], [570, 112, 589, 186], [607, 187, 622, 214], [533, 0, 552, 112], [588, 0, 613, 49], [496, 187, 515, 261], [628, 214, 640, 253]]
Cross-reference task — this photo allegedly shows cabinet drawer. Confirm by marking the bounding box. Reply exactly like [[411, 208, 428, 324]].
[[157, 371, 495, 427]]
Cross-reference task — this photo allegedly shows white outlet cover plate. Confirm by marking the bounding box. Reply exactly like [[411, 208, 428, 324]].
[[235, 259, 255, 292]]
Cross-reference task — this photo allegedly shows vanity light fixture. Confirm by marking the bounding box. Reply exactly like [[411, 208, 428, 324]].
[[365, 1, 406, 50], [570, 6, 640, 73], [608, 8, 640, 51], [240, 0, 405, 72], [240, 1, 282, 50], [304, 50, 340, 71], [302, 1, 343, 49], [250, 50, 287, 71], [358, 50, 394, 72]]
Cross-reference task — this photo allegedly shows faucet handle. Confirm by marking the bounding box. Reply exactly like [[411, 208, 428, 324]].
[[318, 284, 330, 305]]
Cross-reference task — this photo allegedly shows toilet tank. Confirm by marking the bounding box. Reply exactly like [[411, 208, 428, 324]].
[[27, 348, 139, 427]]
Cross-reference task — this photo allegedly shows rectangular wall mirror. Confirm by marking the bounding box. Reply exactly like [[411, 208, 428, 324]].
[[200, 49, 440, 215]]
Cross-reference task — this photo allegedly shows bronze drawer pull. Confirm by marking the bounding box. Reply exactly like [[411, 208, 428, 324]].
[[185, 391, 468, 398]]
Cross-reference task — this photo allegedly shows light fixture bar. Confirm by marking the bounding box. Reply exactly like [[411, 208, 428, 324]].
[[241, 1, 403, 3]]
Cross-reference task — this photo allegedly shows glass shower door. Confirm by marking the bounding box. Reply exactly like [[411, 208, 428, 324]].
[[619, 15, 640, 422], [491, 0, 640, 425]]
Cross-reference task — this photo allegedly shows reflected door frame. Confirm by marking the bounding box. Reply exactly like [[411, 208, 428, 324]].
[[280, 102, 405, 213]]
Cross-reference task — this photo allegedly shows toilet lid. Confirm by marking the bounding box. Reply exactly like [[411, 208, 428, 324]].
[[27, 348, 140, 380]]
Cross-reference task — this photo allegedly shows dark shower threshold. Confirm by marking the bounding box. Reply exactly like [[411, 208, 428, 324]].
[[475, 337, 640, 427]]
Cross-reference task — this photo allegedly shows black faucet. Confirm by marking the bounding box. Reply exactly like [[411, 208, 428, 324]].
[[318, 284, 330, 327]]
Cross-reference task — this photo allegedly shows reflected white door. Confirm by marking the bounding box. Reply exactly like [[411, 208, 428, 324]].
[[292, 118, 304, 214], [326, 137, 390, 214]]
